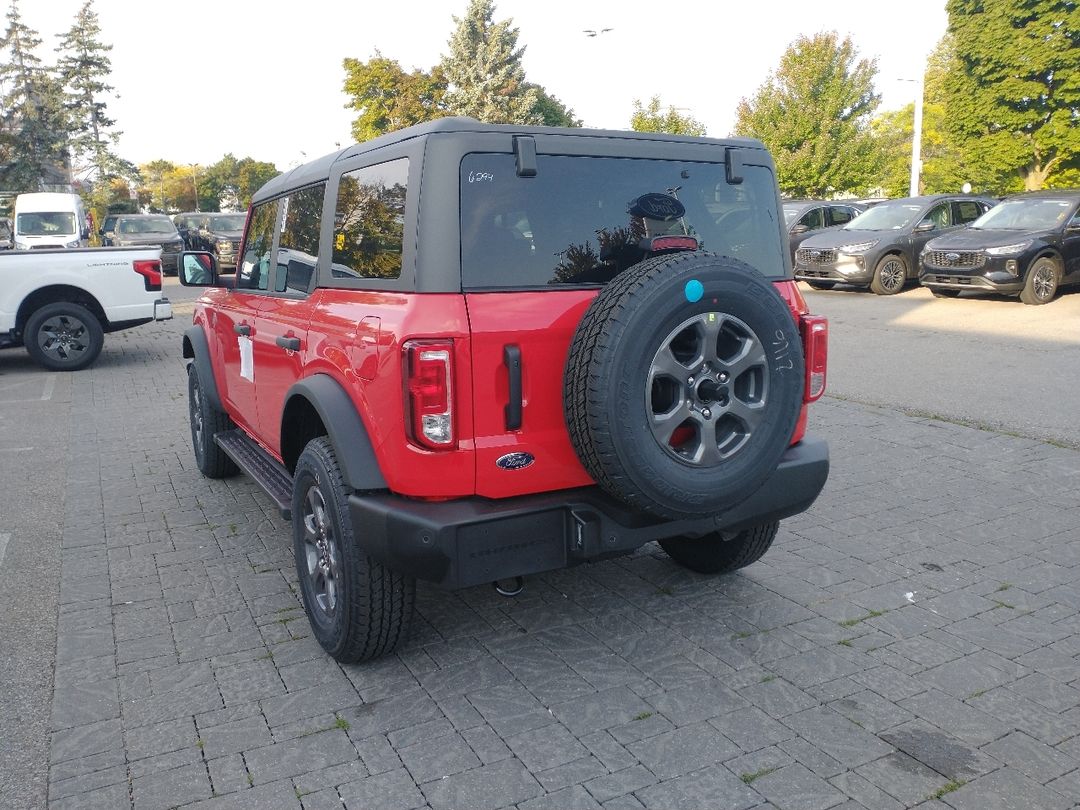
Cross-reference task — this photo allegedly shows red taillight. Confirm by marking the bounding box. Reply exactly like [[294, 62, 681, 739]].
[[132, 259, 162, 292], [405, 340, 455, 450], [800, 315, 828, 402], [648, 235, 699, 252]]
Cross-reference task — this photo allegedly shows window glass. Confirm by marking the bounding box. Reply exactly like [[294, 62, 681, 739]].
[[927, 203, 952, 229], [460, 154, 785, 287], [799, 208, 824, 229], [829, 206, 854, 226], [275, 183, 324, 294], [953, 200, 983, 224], [331, 159, 408, 280], [237, 201, 276, 290]]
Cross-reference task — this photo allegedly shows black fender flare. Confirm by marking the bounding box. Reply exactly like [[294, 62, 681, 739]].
[[182, 327, 223, 412], [283, 375, 388, 492]]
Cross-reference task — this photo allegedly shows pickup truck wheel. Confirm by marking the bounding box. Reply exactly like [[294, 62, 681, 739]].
[[1020, 257, 1059, 305], [187, 364, 238, 478], [870, 254, 908, 295], [292, 437, 414, 663], [24, 302, 104, 371], [660, 521, 779, 574], [565, 252, 804, 520]]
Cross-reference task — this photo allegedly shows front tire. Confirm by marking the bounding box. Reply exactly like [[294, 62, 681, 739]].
[[24, 302, 104, 371], [660, 522, 779, 574], [292, 437, 415, 663], [870, 255, 908, 295], [1019, 257, 1059, 305]]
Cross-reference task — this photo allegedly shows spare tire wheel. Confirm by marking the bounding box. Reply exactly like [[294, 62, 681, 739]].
[[564, 252, 804, 520]]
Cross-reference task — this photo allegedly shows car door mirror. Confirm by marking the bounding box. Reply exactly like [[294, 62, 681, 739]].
[[914, 219, 935, 233], [791, 223, 809, 235], [179, 251, 219, 286]]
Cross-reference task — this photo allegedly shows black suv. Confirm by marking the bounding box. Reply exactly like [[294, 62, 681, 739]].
[[783, 200, 864, 264], [112, 214, 185, 274], [920, 191, 1080, 305], [192, 212, 245, 271], [794, 195, 993, 294]]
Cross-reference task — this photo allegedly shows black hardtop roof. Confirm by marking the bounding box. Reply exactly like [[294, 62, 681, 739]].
[[252, 117, 767, 204]]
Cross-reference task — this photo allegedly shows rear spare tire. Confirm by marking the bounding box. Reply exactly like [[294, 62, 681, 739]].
[[565, 252, 804, 520]]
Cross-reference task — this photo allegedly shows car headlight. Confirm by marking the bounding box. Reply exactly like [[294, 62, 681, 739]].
[[115, 239, 134, 246], [15, 241, 28, 250], [838, 240, 879, 254], [985, 241, 1032, 256], [217, 240, 234, 251]]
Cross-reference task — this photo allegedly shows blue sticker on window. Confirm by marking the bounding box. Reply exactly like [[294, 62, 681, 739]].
[[684, 279, 704, 303]]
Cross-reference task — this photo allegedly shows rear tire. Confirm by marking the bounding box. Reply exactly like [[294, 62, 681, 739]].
[[660, 522, 779, 574], [1019, 257, 1059, 305], [292, 436, 414, 663], [187, 364, 238, 478], [870, 254, 908, 295], [24, 302, 104, 371]]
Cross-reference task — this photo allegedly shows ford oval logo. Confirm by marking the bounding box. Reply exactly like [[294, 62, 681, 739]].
[[945, 252, 960, 264], [628, 193, 686, 222], [496, 452, 535, 471]]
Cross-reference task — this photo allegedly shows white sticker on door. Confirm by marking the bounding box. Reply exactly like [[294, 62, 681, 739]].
[[239, 335, 254, 381]]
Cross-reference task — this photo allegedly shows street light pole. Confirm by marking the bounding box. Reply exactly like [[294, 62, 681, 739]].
[[191, 164, 200, 212], [909, 76, 924, 197]]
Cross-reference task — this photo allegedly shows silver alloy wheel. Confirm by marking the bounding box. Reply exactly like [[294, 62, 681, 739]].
[[191, 378, 204, 456], [37, 313, 91, 363], [877, 258, 906, 292], [302, 485, 341, 617], [1031, 263, 1056, 301], [646, 312, 768, 466]]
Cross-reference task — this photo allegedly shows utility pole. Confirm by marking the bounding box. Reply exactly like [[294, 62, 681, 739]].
[[191, 164, 200, 212], [909, 76, 924, 197]]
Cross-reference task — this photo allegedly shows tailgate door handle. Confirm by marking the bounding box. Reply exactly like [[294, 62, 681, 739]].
[[276, 335, 301, 351], [233, 323, 251, 336], [503, 344, 522, 430]]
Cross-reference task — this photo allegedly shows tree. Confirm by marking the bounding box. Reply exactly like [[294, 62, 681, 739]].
[[943, 0, 1080, 191], [735, 32, 881, 197], [440, 0, 541, 124], [56, 0, 132, 184], [526, 83, 580, 127], [342, 54, 448, 142], [0, 0, 70, 191], [630, 96, 706, 136]]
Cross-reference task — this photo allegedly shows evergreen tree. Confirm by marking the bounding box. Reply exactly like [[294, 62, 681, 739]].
[[440, 0, 541, 124], [342, 54, 448, 141], [630, 96, 706, 136], [734, 32, 881, 197], [526, 83, 580, 127], [56, 0, 131, 183], [944, 0, 1080, 191], [0, 0, 70, 191]]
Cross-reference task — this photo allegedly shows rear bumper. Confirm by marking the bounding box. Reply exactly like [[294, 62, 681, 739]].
[[154, 298, 172, 321], [350, 437, 829, 588]]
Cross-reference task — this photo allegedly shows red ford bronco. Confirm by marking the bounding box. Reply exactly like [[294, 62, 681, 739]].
[[180, 119, 829, 663]]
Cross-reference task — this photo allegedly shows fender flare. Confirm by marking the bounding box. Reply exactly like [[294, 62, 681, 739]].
[[182, 327, 223, 412], [284, 375, 388, 491]]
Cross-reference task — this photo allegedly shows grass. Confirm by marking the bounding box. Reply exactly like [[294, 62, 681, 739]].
[[760, 674, 776, 684], [837, 638, 854, 647], [838, 609, 887, 628], [740, 767, 778, 784], [656, 585, 675, 596], [334, 715, 350, 731], [967, 688, 987, 700], [929, 779, 967, 800], [733, 631, 754, 639], [632, 711, 653, 722], [195, 738, 204, 750], [301, 714, 351, 737], [992, 599, 1015, 610], [996, 582, 1012, 592]]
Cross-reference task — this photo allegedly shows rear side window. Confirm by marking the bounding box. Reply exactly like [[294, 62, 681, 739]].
[[829, 206, 855, 226], [460, 154, 785, 288], [331, 158, 408, 280], [953, 200, 983, 225], [275, 183, 324, 294], [799, 207, 824, 229], [238, 201, 276, 291]]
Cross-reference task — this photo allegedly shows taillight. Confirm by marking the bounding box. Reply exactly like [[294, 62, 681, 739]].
[[132, 259, 162, 292], [404, 340, 455, 449], [800, 315, 828, 402]]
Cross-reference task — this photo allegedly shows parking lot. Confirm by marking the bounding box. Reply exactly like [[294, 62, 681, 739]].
[[1, 280, 1079, 810]]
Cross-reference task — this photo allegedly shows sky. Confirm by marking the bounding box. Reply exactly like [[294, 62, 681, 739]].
[[23, 0, 948, 172]]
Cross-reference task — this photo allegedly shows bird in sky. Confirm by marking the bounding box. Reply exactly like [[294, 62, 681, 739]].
[[583, 28, 614, 37]]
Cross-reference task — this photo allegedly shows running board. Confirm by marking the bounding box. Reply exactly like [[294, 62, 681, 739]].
[[215, 430, 293, 519]]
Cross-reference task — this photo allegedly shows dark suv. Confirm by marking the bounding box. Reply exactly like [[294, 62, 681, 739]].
[[111, 214, 185, 274], [794, 194, 993, 294], [178, 118, 830, 662], [783, 200, 864, 264], [192, 212, 245, 272], [919, 191, 1080, 304]]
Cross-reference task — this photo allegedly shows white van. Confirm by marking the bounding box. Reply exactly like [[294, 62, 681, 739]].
[[13, 192, 89, 250]]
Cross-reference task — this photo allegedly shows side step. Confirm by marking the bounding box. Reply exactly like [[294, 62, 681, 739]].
[[215, 430, 293, 519]]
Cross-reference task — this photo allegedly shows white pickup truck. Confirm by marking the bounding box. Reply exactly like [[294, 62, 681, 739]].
[[0, 247, 172, 370]]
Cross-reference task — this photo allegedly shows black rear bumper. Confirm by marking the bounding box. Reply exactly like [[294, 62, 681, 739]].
[[350, 437, 829, 589]]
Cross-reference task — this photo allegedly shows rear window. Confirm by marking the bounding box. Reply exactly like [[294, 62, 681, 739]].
[[460, 154, 785, 288]]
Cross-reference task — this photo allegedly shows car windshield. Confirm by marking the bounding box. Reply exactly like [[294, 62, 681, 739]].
[[16, 212, 76, 236], [208, 215, 245, 230], [118, 217, 176, 234], [460, 154, 786, 287], [843, 202, 923, 231], [970, 199, 1075, 231]]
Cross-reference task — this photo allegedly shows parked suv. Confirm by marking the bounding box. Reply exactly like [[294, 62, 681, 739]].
[[179, 119, 830, 662], [794, 194, 993, 294], [192, 212, 245, 271], [173, 212, 206, 250], [112, 215, 185, 274], [783, 200, 864, 264], [919, 191, 1080, 304]]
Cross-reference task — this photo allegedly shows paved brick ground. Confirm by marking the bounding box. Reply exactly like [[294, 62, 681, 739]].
[[45, 314, 1080, 809]]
